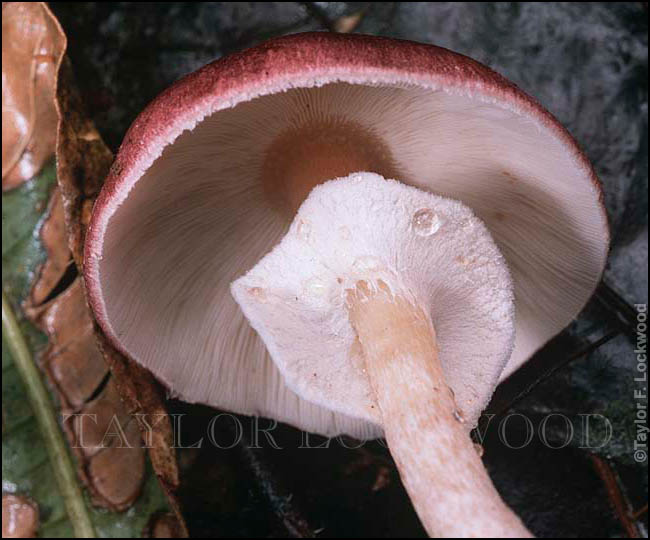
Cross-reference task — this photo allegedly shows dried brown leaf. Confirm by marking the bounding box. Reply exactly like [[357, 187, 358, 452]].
[[2, 494, 39, 539], [27, 279, 144, 511], [143, 511, 188, 538], [54, 58, 112, 268], [53, 46, 184, 526], [1, 2, 65, 191]]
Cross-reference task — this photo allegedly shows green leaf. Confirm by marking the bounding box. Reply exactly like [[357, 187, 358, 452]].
[[2, 161, 57, 301], [2, 163, 171, 538]]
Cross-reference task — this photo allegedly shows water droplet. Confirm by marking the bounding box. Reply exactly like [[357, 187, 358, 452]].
[[460, 217, 474, 230], [453, 409, 466, 424], [411, 208, 441, 237], [352, 256, 381, 272], [303, 277, 328, 297], [473, 443, 484, 458], [297, 219, 312, 241], [248, 287, 267, 302]]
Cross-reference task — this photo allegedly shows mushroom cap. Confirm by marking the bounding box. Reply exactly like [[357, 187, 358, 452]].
[[84, 32, 609, 438], [232, 172, 516, 430]]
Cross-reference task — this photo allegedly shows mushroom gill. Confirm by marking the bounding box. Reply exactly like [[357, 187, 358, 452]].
[[92, 80, 606, 437]]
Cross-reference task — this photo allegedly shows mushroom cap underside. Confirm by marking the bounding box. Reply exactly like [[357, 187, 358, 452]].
[[84, 32, 609, 438]]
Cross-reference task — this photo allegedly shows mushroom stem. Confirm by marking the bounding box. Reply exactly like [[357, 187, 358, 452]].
[[346, 280, 532, 538]]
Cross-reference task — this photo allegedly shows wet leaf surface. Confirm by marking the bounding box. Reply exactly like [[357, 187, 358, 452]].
[[23, 187, 72, 308], [1, 2, 65, 191], [27, 278, 146, 511]]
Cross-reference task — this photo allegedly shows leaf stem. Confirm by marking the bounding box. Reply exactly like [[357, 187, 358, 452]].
[[2, 291, 95, 538]]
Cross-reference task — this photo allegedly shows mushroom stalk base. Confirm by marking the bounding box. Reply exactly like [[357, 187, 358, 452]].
[[346, 280, 532, 538]]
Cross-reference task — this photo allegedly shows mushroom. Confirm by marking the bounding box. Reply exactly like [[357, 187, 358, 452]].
[[84, 33, 609, 536], [233, 171, 525, 536]]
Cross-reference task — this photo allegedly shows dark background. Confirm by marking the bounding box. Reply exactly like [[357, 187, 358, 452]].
[[50, 3, 648, 538]]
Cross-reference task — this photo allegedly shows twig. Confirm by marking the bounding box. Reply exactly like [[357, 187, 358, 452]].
[[238, 438, 315, 538], [489, 330, 618, 419], [589, 454, 640, 538]]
